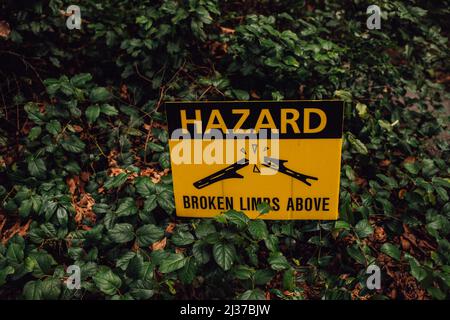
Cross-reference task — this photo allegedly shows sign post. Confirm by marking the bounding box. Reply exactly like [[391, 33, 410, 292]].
[[165, 100, 344, 220]]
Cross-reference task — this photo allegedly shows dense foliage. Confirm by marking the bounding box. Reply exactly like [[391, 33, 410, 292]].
[[0, 0, 449, 300]]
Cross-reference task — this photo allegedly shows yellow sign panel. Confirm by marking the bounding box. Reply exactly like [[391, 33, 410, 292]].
[[165, 100, 344, 220]]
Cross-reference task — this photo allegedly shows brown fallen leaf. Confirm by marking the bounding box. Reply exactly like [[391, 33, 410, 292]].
[[165, 222, 176, 233], [209, 41, 228, 57], [403, 156, 416, 164], [152, 237, 167, 251], [0, 215, 6, 235], [108, 150, 119, 167], [219, 26, 235, 34], [418, 239, 436, 251], [388, 288, 397, 299], [402, 276, 427, 300], [72, 125, 84, 133], [18, 219, 31, 237], [250, 90, 261, 99], [120, 84, 129, 100], [67, 177, 77, 195], [132, 241, 140, 252], [402, 224, 417, 247], [140, 168, 155, 177], [355, 177, 367, 187], [373, 226, 386, 242], [339, 273, 350, 280], [109, 167, 126, 176], [400, 236, 411, 250], [74, 193, 96, 225], [1, 219, 31, 244], [80, 171, 90, 182], [0, 21, 11, 38], [175, 247, 185, 254]]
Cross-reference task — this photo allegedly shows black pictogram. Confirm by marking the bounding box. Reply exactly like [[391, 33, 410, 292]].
[[193, 157, 318, 189], [193, 159, 249, 189], [262, 157, 318, 186]]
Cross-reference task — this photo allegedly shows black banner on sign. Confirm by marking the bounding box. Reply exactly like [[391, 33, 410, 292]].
[[165, 100, 344, 139]]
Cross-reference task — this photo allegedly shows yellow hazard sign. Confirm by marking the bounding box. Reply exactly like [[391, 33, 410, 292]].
[[165, 100, 344, 220]]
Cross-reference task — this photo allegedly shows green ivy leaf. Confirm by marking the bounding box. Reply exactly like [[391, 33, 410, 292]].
[[45, 120, 61, 135], [70, 73, 92, 86], [159, 152, 171, 169], [264, 234, 279, 252], [171, 231, 195, 246], [93, 268, 122, 295], [408, 259, 427, 282], [335, 220, 351, 230], [18, 199, 33, 217], [334, 90, 352, 102], [143, 195, 158, 213], [23, 280, 43, 300], [355, 219, 373, 238], [100, 104, 119, 116], [356, 102, 369, 119], [109, 223, 135, 243], [86, 105, 101, 123], [28, 126, 42, 141], [248, 220, 269, 240], [7, 243, 24, 264], [130, 280, 154, 299], [192, 242, 210, 264], [256, 202, 271, 215], [40, 278, 61, 299], [157, 191, 175, 214], [223, 210, 249, 228], [90, 87, 111, 102], [0, 266, 14, 286], [213, 242, 235, 271], [346, 245, 366, 264], [435, 186, 449, 202], [254, 269, 275, 285], [56, 206, 68, 226], [231, 89, 249, 100], [239, 289, 266, 300], [268, 252, 290, 271], [136, 224, 164, 246], [135, 177, 156, 197], [347, 133, 368, 155], [380, 243, 401, 261], [233, 265, 254, 280], [179, 257, 197, 284], [147, 141, 165, 152], [283, 268, 295, 291], [115, 197, 138, 217], [28, 157, 46, 177], [159, 253, 187, 273], [284, 55, 299, 67], [126, 255, 144, 279], [104, 173, 129, 190], [61, 135, 85, 153]]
